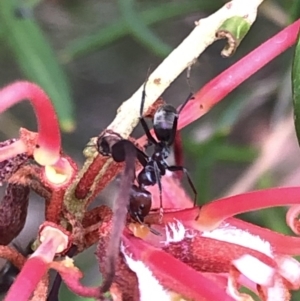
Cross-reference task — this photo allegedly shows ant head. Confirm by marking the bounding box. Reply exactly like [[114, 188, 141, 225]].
[[96, 130, 122, 157], [129, 185, 152, 222]]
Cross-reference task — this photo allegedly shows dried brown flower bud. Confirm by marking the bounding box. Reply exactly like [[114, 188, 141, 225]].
[[0, 184, 30, 245], [0, 139, 28, 185]]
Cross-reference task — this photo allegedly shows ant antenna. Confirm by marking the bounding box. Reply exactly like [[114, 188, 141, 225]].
[[178, 92, 194, 115], [140, 66, 152, 118], [140, 80, 147, 118], [47, 245, 77, 301], [186, 65, 195, 94], [174, 66, 194, 115]]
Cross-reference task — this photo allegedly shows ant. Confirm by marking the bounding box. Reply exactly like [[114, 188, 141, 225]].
[[136, 83, 197, 214], [96, 81, 197, 293], [97, 81, 197, 223]]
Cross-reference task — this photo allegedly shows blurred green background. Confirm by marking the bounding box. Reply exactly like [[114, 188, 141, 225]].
[[0, 0, 300, 300]]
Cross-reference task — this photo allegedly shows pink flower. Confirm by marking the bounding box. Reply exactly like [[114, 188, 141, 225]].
[[103, 175, 300, 301], [1, 15, 300, 301]]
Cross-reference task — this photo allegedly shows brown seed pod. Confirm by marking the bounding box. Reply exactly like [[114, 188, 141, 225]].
[[0, 184, 30, 245], [0, 139, 28, 185]]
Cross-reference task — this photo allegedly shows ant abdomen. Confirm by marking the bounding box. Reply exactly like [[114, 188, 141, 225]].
[[153, 105, 178, 143]]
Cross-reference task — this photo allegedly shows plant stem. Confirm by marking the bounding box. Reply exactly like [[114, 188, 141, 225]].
[[178, 19, 300, 130]]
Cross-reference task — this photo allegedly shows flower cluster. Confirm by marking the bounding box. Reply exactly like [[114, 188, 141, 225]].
[[0, 12, 300, 301]]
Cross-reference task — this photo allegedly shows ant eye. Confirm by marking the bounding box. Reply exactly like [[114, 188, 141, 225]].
[[140, 204, 145, 209]]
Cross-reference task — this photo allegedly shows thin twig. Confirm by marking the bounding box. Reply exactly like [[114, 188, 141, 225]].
[[65, 0, 264, 207], [108, 0, 264, 138]]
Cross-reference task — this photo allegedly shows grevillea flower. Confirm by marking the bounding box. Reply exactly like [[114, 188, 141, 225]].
[[1, 5, 300, 301], [0, 81, 78, 301], [96, 174, 300, 301]]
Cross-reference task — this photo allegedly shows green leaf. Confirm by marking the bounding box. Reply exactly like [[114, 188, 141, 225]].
[[62, 1, 221, 61], [214, 144, 257, 162], [0, 0, 75, 131], [118, 0, 171, 57], [23, 0, 43, 8], [292, 28, 300, 146], [289, 0, 300, 23]]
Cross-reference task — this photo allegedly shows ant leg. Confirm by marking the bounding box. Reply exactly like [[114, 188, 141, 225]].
[[153, 162, 164, 218], [178, 92, 193, 115], [167, 165, 197, 206], [140, 81, 158, 145], [167, 93, 193, 146], [135, 146, 148, 167]]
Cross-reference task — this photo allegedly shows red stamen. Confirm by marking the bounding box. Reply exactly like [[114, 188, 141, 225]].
[[198, 187, 300, 230], [178, 19, 300, 129]]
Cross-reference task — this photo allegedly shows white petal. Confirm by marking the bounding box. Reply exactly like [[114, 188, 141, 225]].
[[163, 219, 186, 245], [232, 254, 275, 286], [227, 275, 255, 301], [121, 244, 171, 301], [276, 255, 300, 289], [201, 223, 273, 257], [263, 276, 289, 301]]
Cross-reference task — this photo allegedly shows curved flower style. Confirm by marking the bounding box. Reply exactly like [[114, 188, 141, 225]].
[[0, 82, 75, 186]]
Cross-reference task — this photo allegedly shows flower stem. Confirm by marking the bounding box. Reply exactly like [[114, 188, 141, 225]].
[[198, 187, 300, 230], [4, 257, 48, 301], [4, 225, 69, 301], [178, 19, 300, 130]]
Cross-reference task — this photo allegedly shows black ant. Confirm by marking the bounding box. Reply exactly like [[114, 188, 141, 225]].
[[136, 84, 197, 214], [96, 82, 197, 293], [97, 82, 197, 223]]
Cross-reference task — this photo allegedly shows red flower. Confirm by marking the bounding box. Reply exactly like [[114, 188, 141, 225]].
[[106, 175, 300, 301], [1, 11, 300, 301]]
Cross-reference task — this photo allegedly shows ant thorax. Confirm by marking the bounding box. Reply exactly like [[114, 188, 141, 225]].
[[137, 162, 157, 186], [153, 143, 170, 161], [153, 105, 178, 143]]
